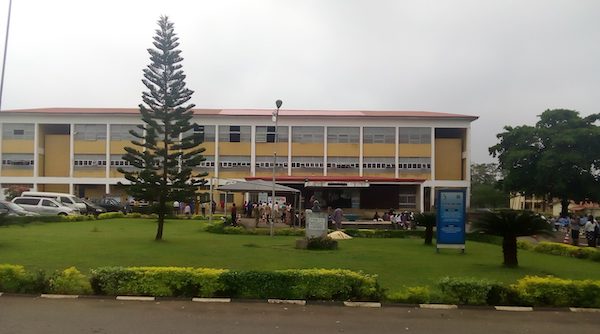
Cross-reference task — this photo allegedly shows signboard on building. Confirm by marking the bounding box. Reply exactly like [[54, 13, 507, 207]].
[[436, 189, 466, 251], [305, 211, 328, 238]]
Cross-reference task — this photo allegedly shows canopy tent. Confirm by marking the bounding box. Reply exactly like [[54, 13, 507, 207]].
[[217, 179, 300, 193]]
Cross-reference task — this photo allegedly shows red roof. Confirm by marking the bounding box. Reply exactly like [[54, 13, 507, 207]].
[[245, 176, 426, 183], [1, 107, 478, 121]]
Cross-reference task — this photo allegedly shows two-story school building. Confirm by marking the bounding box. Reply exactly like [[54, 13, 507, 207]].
[[0, 108, 477, 214]]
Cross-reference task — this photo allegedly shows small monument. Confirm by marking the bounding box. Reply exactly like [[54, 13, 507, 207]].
[[296, 209, 328, 249]]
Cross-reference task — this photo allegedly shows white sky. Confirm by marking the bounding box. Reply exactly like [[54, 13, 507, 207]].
[[0, 0, 598, 162]]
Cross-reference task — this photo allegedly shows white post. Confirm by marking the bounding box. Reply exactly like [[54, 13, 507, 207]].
[[214, 125, 219, 178], [106, 124, 111, 179], [250, 125, 256, 177], [287, 125, 292, 176], [430, 127, 435, 181], [69, 124, 74, 178], [33, 123, 39, 178], [323, 127, 328, 176], [395, 127, 399, 178], [359, 126, 363, 177]]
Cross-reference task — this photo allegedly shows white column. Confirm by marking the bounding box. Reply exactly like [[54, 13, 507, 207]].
[[33, 123, 39, 178], [0, 122, 3, 176], [287, 125, 292, 176], [395, 127, 399, 178], [359, 126, 363, 177], [105, 184, 110, 195], [430, 127, 435, 181], [214, 125, 219, 178], [69, 124, 74, 178], [465, 126, 471, 208], [106, 124, 111, 179], [69, 183, 74, 195], [323, 126, 328, 176], [250, 125, 256, 176], [419, 184, 425, 212]]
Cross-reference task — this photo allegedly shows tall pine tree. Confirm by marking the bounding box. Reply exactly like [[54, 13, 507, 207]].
[[119, 16, 206, 240]]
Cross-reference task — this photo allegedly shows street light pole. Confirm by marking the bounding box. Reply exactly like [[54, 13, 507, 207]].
[[0, 0, 13, 112], [271, 99, 282, 237]]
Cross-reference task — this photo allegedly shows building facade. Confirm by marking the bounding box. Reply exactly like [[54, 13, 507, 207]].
[[0, 108, 477, 214]]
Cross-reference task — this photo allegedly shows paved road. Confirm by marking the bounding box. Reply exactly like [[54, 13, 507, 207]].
[[0, 296, 599, 334]]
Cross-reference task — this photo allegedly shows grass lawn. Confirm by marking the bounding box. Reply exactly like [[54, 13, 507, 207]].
[[1, 218, 599, 293]]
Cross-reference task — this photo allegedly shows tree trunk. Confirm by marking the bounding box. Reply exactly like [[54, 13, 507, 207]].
[[424, 226, 433, 245], [155, 198, 166, 241], [560, 198, 569, 217], [502, 235, 518, 267]]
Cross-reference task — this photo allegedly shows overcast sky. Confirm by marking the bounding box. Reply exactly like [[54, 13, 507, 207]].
[[0, 0, 598, 162]]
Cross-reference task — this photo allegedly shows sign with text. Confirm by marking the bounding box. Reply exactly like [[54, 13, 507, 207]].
[[436, 189, 466, 251], [305, 211, 328, 238]]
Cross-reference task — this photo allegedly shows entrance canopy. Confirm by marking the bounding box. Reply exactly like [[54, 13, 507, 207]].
[[217, 180, 300, 193]]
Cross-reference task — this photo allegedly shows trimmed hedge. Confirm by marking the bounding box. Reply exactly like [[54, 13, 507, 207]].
[[438, 277, 508, 305], [204, 222, 305, 236], [532, 242, 599, 260], [343, 229, 425, 239], [513, 276, 600, 307], [0, 264, 46, 293]]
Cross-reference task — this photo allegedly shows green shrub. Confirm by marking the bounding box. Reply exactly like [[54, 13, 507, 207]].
[[306, 236, 338, 250], [128, 213, 142, 218], [48, 267, 92, 295], [512, 276, 600, 307], [342, 229, 425, 239], [386, 286, 436, 304], [517, 240, 533, 250], [89, 267, 227, 297], [438, 277, 507, 305], [97, 212, 126, 220], [533, 242, 599, 259], [590, 252, 600, 262], [0, 264, 47, 293], [219, 269, 380, 300]]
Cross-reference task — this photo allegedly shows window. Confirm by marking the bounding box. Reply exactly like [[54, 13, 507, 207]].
[[42, 199, 58, 207], [75, 124, 107, 141], [229, 126, 240, 142], [13, 129, 24, 136], [292, 126, 324, 143], [14, 198, 39, 205], [398, 189, 417, 208], [327, 127, 359, 143], [2, 124, 34, 139], [364, 127, 395, 144], [110, 124, 139, 141], [399, 128, 431, 144]]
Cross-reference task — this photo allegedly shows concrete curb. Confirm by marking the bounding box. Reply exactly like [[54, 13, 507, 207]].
[[344, 301, 381, 308], [419, 304, 458, 310], [192, 297, 231, 303], [268, 299, 306, 305], [494, 306, 533, 312], [116, 296, 155, 301], [41, 294, 79, 299], [569, 307, 600, 313]]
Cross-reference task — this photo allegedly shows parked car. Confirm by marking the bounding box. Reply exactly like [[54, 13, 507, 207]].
[[12, 197, 78, 216], [20, 191, 87, 214], [0, 200, 39, 216], [81, 199, 107, 216], [92, 198, 129, 213]]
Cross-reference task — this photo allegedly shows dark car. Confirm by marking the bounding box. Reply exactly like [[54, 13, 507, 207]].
[[92, 198, 128, 213], [81, 199, 107, 216]]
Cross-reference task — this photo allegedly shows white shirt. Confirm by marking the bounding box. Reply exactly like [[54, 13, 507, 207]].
[[584, 221, 596, 233]]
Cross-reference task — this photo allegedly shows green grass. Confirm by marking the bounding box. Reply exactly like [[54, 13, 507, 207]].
[[1, 218, 599, 293]]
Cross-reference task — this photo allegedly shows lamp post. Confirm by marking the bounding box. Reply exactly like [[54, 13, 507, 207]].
[[270, 99, 282, 236]]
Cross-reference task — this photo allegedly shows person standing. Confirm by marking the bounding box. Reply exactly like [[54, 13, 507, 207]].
[[231, 203, 238, 227], [173, 201, 180, 216], [570, 214, 581, 246], [211, 200, 216, 214], [583, 215, 596, 247], [333, 207, 344, 230], [201, 202, 206, 217]]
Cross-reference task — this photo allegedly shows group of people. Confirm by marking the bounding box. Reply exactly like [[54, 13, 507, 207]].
[[552, 214, 600, 247], [373, 210, 415, 230], [244, 201, 297, 227]]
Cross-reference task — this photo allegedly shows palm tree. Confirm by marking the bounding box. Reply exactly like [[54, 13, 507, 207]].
[[471, 210, 553, 267], [414, 212, 436, 245]]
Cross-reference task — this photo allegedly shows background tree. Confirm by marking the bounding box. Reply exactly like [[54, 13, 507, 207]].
[[489, 109, 600, 216], [470, 163, 508, 208], [119, 16, 206, 240], [471, 210, 552, 267], [3, 185, 30, 201]]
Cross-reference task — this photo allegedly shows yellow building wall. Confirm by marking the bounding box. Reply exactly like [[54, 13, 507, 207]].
[[82, 186, 107, 199], [363, 143, 395, 157], [255, 170, 289, 178], [363, 170, 396, 177], [398, 172, 432, 180], [435, 138, 462, 180], [399, 144, 431, 157], [327, 143, 359, 157], [1, 167, 34, 177], [110, 140, 131, 154], [218, 170, 251, 179], [109, 168, 125, 177], [255, 143, 288, 156], [2, 139, 34, 153], [74, 141, 106, 154], [219, 142, 251, 155], [40, 184, 69, 193], [291, 143, 324, 156], [74, 169, 106, 177], [44, 135, 70, 177]]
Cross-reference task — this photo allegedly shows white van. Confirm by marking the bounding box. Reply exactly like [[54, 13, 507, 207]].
[[21, 191, 87, 214]]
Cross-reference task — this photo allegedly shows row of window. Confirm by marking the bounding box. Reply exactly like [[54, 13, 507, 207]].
[[73, 160, 132, 167], [2, 159, 34, 166]]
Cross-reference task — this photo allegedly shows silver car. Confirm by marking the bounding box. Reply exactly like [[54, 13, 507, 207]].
[[11, 197, 78, 216], [0, 200, 39, 216]]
